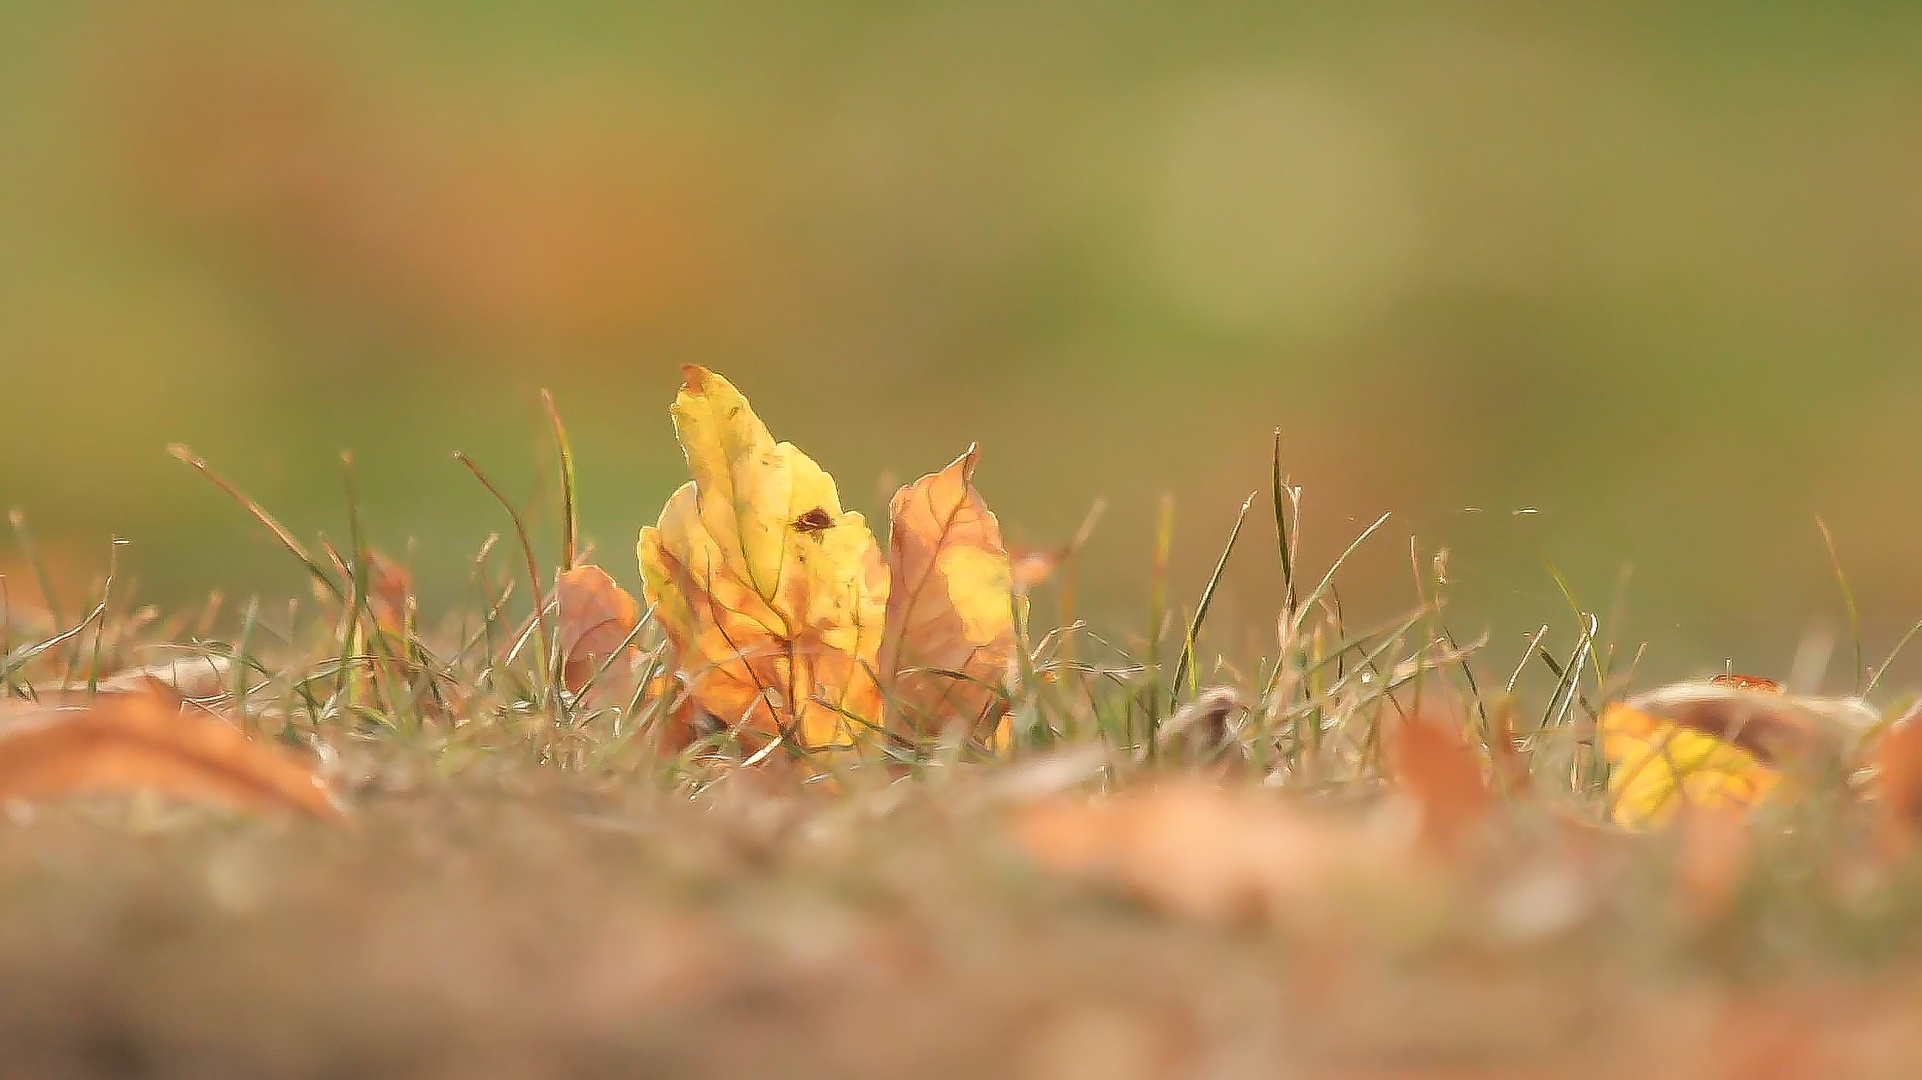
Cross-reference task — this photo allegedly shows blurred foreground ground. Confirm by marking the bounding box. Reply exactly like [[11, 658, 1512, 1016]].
[[7, 765, 1922, 1080]]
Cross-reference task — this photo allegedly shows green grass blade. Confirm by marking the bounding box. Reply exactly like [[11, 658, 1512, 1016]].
[[542, 389, 579, 572], [1169, 492, 1255, 711]]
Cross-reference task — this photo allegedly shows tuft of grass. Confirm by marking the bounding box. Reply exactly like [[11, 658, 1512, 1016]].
[[1, 422, 1921, 1076]]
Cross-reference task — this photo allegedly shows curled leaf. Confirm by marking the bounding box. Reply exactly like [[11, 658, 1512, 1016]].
[[88, 653, 234, 700], [1601, 679, 1874, 829], [0, 689, 343, 820], [881, 445, 1015, 739], [557, 564, 641, 694], [639, 367, 888, 751]]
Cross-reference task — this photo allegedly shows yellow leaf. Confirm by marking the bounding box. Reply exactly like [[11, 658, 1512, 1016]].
[[1603, 702, 1782, 829], [880, 445, 1015, 739], [1599, 679, 1874, 829], [639, 367, 888, 752]]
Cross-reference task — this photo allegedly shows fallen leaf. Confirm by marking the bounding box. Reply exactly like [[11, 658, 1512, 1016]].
[[881, 445, 1015, 739], [1674, 803, 1752, 920], [1387, 698, 1493, 851], [1156, 686, 1242, 764], [364, 549, 413, 637], [1013, 781, 1421, 929], [557, 564, 641, 694], [1601, 680, 1874, 829], [1874, 711, 1922, 852], [1007, 544, 1065, 595], [638, 366, 889, 750], [0, 688, 343, 820], [321, 544, 412, 637], [90, 653, 233, 700]]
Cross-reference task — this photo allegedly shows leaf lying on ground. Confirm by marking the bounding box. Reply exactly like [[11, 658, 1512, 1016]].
[[1602, 678, 1875, 829], [1013, 781, 1424, 929], [88, 653, 233, 700], [1874, 709, 1922, 852], [881, 445, 1015, 741], [320, 544, 412, 637], [639, 366, 889, 751], [0, 688, 343, 820], [1387, 700, 1493, 850], [556, 564, 641, 694]]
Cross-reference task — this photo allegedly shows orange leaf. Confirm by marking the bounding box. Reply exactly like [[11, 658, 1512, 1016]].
[[1014, 782, 1417, 928], [557, 564, 641, 694], [1876, 712, 1922, 852], [364, 548, 413, 638], [1007, 544, 1065, 595], [881, 445, 1015, 739], [0, 689, 343, 820], [1386, 698, 1492, 850], [1675, 803, 1752, 920]]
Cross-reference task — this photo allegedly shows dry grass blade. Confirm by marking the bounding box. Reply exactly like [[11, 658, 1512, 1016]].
[[1814, 516, 1864, 695], [0, 688, 343, 820], [168, 445, 343, 601], [456, 451, 554, 697]]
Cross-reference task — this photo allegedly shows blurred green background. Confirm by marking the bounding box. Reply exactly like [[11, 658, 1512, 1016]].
[[5, 0, 1922, 689]]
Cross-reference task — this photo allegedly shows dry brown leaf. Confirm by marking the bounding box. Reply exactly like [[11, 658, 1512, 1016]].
[[1013, 781, 1419, 929], [1675, 804, 1752, 921], [1875, 711, 1922, 853], [364, 549, 413, 637], [89, 653, 234, 700], [320, 544, 412, 637], [880, 445, 1015, 739], [557, 564, 641, 694], [1007, 544, 1065, 595], [0, 688, 343, 820], [1386, 699, 1493, 851]]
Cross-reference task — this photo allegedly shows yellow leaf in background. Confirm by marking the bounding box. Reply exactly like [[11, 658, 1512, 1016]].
[[1603, 702, 1782, 829], [1599, 679, 1874, 829], [639, 367, 888, 751], [881, 445, 1015, 739]]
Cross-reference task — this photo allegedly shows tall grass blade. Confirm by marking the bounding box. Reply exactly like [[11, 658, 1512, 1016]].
[[1169, 492, 1256, 712], [1868, 615, 1922, 695], [542, 389, 579, 571], [456, 452, 554, 703], [170, 445, 344, 601], [1815, 516, 1864, 695], [1271, 430, 1298, 613], [1293, 512, 1391, 635]]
